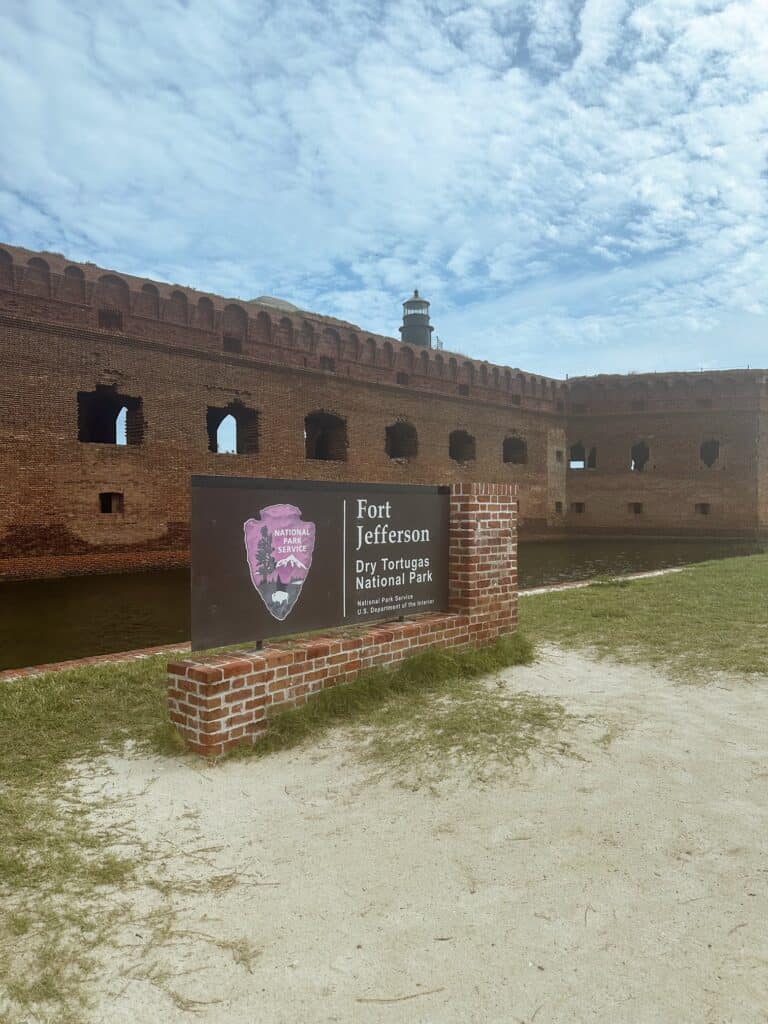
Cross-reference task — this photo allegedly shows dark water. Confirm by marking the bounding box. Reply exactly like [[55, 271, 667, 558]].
[[518, 537, 765, 590], [1, 538, 765, 671]]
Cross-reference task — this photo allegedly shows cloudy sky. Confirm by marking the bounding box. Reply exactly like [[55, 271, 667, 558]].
[[1, 0, 767, 377]]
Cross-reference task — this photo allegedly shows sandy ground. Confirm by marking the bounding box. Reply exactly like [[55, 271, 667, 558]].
[[77, 646, 768, 1024]]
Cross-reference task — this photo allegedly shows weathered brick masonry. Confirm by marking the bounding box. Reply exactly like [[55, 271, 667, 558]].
[[167, 482, 518, 757], [0, 241, 766, 582]]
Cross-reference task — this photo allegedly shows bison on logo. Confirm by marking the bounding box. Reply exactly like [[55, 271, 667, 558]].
[[243, 504, 316, 621]]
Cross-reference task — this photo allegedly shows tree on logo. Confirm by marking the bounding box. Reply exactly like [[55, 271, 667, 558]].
[[256, 526, 276, 585]]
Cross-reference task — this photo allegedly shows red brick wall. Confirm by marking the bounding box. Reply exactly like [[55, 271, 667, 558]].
[[166, 482, 518, 757], [564, 373, 767, 536], [1, 241, 766, 582], [0, 244, 565, 580]]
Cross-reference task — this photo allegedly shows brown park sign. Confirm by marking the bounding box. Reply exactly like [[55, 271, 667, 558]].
[[191, 476, 449, 650]]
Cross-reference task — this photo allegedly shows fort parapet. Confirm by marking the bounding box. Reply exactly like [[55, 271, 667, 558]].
[[0, 241, 765, 580]]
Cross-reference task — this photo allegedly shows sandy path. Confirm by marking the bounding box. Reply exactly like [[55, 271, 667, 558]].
[[80, 647, 768, 1024]]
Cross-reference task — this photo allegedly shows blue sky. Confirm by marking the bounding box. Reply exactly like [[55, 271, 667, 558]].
[[1, 0, 767, 378]]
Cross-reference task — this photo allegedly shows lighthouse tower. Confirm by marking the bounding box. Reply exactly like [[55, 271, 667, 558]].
[[399, 289, 434, 348]]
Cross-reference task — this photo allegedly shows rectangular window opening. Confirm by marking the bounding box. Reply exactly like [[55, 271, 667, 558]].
[[554, 501, 563, 514], [628, 502, 643, 515], [99, 491, 124, 514], [555, 450, 563, 463], [571, 502, 585, 514], [695, 502, 711, 515]]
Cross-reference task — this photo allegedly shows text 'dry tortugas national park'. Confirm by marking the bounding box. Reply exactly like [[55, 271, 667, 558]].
[[2, 241, 768, 584]]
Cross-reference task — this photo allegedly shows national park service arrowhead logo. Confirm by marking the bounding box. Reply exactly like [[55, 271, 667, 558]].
[[244, 504, 316, 621]]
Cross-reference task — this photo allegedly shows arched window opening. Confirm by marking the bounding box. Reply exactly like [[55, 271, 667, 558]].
[[24, 257, 51, 297], [223, 303, 247, 351], [587, 446, 597, 469], [96, 274, 130, 312], [279, 317, 294, 346], [116, 406, 127, 445], [399, 347, 414, 372], [256, 311, 273, 345], [700, 439, 720, 468], [630, 440, 650, 472], [197, 296, 215, 331], [216, 414, 237, 454], [569, 442, 586, 470], [385, 421, 418, 461], [78, 385, 143, 445], [449, 429, 476, 464], [344, 334, 360, 361], [363, 338, 377, 364], [382, 342, 394, 368], [503, 435, 528, 465], [305, 411, 347, 461], [59, 265, 85, 303], [206, 402, 259, 455], [300, 320, 315, 351], [167, 289, 188, 325], [137, 283, 159, 319]]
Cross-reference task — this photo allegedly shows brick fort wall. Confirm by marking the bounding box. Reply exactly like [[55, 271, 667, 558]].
[[0, 241, 765, 581]]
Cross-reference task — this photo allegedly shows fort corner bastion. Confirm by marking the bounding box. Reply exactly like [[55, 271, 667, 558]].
[[1, 241, 767, 581]]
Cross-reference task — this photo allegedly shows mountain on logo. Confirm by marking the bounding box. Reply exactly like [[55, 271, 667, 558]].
[[276, 554, 308, 570]]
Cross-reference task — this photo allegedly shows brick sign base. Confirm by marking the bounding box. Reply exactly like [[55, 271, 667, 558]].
[[167, 483, 518, 757]]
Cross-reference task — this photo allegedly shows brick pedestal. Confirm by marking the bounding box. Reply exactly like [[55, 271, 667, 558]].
[[167, 482, 518, 756]]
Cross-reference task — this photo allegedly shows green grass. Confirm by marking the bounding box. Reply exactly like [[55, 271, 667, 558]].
[[237, 633, 568, 779], [520, 552, 768, 679]]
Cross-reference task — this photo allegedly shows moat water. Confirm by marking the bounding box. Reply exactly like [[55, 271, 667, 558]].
[[0, 537, 764, 671]]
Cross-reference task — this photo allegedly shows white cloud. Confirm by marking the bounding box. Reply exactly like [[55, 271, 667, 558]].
[[0, 0, 767, 375]]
